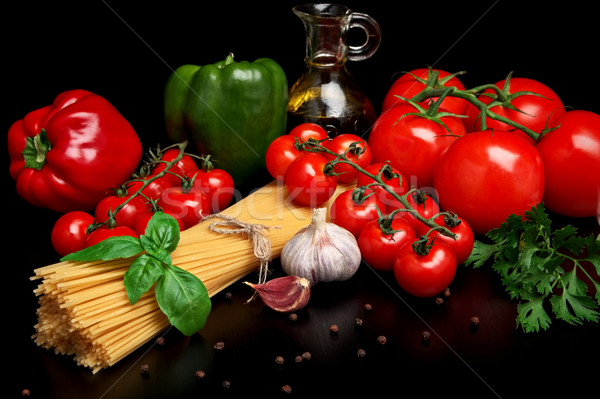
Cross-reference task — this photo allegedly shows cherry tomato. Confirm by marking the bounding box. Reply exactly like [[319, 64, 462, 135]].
[[158, 187, 211, 230], [381, 68, 469, 115], [265, 135, 303, 181], [398, 190, 441, 237], [86, 225, 139, 248], [535, 110, 600, 217], [95, 194, 150, 229], [192, 168, 235, 212], [464, 76, 565, 136], [358, 215, 416, 272], [151, 148, 199, 185], [127, 175, 174, 202], [323, 133, 372, 184], [433, 213, 474, 265], [51, 211, 96, 256], [356, 162, 409, 211], [368, 102, 465, 189], [329, 188, 385, 238], [288, 123, 329, 143], [284, 153, 338, 207], [433, 130, 544, 235], [393, 237, 457, 298], [134, 209, 185, 236]]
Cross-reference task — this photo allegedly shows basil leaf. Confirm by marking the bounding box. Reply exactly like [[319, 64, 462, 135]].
[[123, 254, 165, 305], [140, 235, 172, 264], [155, 264, 211, 336], [61, 235, 143, 262], [143, 212, 181, 254]]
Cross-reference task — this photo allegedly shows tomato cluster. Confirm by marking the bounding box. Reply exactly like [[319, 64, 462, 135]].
[[374, 67, 600, 235], [265, 123, 373, 207], [50, 147, 235, 257], [265, 123, 469, 298]]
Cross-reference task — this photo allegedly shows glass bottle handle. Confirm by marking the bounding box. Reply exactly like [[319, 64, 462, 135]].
[[347, 13, 381, 62]]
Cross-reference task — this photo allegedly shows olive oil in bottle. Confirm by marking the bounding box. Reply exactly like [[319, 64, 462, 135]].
[[287, 3, 381, 139]]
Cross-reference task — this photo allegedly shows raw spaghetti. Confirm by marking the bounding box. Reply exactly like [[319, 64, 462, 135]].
[[31, 180, 352, 373]]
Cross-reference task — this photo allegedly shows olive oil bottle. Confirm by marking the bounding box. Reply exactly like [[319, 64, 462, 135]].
[[287, 3, 381, 139]]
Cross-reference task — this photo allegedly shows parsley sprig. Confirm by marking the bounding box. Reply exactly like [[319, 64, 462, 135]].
[[465, 203, 600, 333], [62, 212, 211, 336]]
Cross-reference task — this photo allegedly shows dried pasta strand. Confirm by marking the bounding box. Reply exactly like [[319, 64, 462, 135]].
[[31, 180, 352, 373]]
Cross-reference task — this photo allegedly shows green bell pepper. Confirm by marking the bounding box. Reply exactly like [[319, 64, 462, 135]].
[[164, 53, 288, 186]]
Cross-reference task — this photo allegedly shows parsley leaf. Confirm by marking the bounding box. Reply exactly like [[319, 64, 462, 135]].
[[465, 203, 600, 332]]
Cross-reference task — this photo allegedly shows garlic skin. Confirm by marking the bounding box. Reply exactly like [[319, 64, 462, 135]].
[[244, 275, 311, 313], [281, 207, 361, 286]]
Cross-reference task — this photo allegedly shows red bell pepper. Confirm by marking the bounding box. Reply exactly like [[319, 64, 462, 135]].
[[8, 89, 142, 212]]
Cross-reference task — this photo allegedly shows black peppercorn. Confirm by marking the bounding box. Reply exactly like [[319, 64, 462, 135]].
[[140, 364, 150, 377], [213, 341, 225, 351], [329, 324, 339, 335]]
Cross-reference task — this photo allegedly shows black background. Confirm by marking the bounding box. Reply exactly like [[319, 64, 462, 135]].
[[4, 1, 600, 398]]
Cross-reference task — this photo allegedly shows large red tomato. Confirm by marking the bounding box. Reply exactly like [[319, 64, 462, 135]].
[[369, 102, 466, 189], [464, 77, 565, 137], [381, 68, 469, 115], [433, 130, 545, 235], [535, 110, 600, 217]]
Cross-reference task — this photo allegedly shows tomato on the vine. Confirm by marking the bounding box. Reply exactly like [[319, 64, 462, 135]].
[[368, 102, 465, 189], [151, 148, 199, 185], [192, 168, 235, 212], [288, 123, 329, 143], [381, 68, 469, 115], [265, 135, 303, 181], [433, 213, 474, 265], [399, 190, 441, 237], [356, 162, 409, 211], [393, 237, 457, 298], [329, 187, 385, 238], [158, 187, 211, 230], [284, 153, 338, 207], [127, 175, 174, 202], [85, 225, 139, 248], [433, 129, 544, 235], [463, 76, 565, 136], [94, 194, 150, 229], [535, 110, 600, 218], [358, 215, 416, 272], [323, 133, 372, 184], [51, 211, 96, 256]]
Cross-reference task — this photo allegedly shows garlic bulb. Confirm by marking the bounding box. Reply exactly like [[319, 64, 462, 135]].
[[281, 207, 361, 286]]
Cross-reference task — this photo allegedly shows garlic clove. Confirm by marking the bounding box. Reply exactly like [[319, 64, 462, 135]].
[[244, 275, 311, 313]]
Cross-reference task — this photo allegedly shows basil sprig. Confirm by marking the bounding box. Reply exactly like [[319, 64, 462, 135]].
[[62, 212, 211, 336]]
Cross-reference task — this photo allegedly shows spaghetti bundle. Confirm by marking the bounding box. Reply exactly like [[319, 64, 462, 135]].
[[31, 181, 351, 373]]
